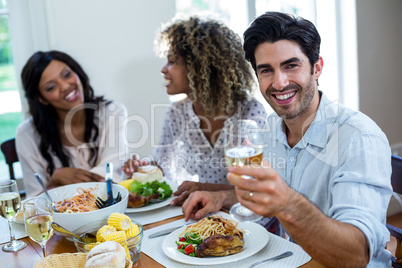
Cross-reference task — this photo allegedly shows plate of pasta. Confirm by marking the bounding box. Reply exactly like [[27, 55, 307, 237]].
[[162, 213, 269, 265], [38, 182, 129, 237]]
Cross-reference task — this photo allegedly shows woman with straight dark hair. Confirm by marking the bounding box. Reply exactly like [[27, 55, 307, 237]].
[[16, 50, 127, 197]]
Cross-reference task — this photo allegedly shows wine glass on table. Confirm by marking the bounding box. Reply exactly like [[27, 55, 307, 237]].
[[224, 119, 264, 222], [0, 180, 27, 252], [23, 197, 54, 257]]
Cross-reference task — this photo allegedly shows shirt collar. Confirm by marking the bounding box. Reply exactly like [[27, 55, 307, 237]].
[[270, 91, 339, 149], [305, 91, 339, 149]]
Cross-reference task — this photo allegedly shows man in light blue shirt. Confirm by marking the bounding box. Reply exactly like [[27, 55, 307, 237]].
[[259, 91, 392, 267], [182, 12, 392, 267]]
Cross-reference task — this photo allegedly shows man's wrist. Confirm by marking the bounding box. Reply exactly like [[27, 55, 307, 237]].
[[277, 191, 309, 225]]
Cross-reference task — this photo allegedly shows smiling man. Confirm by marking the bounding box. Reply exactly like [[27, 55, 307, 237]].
[[181, 12, 392, 267]]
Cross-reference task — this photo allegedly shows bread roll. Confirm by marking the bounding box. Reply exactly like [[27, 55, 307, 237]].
[[85, 241, 126, 268], [131, 165, 163, 183]]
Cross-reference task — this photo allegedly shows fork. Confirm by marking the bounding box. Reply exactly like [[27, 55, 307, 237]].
[[95, 163, 122, 209], [95, 192, 122, 209], [34, 173, 60, 212], [249, 251, 293, 268]]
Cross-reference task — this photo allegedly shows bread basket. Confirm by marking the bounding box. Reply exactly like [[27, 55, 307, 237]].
[[34, 252, 133, 268]]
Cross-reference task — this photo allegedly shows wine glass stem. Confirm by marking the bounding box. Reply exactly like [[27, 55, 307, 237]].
[[7, 220, 16, 244], [41, 244, 47, 257]]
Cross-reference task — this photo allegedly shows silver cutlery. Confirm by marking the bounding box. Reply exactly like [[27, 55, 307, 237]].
[[148, 220, 198, 238], [249, 251, 293, 268], [148, 213, 219, 239], [34, 173, 60, 212], [148, 226, 183, 238]]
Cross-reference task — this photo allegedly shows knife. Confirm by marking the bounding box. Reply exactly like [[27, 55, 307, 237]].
[[148, 226, 183, 239]]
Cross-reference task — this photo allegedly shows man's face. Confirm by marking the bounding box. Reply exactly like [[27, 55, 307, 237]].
[[254, 40, 322, 120]]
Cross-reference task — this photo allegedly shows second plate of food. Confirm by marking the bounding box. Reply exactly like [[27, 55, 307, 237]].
[[162, 214, 269, 265], [125, 179, 178, 213]]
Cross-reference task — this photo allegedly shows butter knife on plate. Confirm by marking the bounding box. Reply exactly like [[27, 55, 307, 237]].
[[148, 226, 183, 239], [148, 220, 197, 238]]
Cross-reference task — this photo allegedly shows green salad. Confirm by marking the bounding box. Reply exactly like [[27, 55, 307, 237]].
[[129, 180, 173, 200], [176, 232, 203, 257]]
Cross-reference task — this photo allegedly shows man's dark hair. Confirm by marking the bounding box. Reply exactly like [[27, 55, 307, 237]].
[[243, 12, 321, 74]]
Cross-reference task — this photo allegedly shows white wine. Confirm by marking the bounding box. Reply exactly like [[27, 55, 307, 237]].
[[26, 214, 54, 243], [225, 146, 263, 167], [0, 192, 21, 221]]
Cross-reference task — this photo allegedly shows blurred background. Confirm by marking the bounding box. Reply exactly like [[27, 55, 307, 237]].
[[1, 0, 401, 197]]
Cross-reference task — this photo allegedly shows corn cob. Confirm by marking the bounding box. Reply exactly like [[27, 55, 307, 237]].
[[103, 231, 127, 248], [124, 246, 131, 259], [85, 241, 101, 251], [125, 223, 140, 239], [108, 213, 132, 231], [96, 225, 117, 242]]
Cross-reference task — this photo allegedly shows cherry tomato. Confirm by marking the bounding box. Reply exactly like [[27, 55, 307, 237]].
[[184, 244, 194, 255]]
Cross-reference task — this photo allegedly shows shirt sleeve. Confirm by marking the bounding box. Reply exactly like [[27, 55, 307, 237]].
[[89, 102, 127, 183], [329, 131, 392, 261], [15, 120, 49, 197]]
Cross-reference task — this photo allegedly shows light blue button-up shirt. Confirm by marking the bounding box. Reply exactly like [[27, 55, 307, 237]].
[[264, 91, 392, 267]]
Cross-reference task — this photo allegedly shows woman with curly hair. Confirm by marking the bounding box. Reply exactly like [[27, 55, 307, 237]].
[[16, 50, 127, 197], [122, 15, 267, 205]]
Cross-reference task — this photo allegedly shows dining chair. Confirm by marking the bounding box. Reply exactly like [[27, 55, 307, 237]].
[[0, 138, 25, 196], [387, 155, 402, 267], [1, 138, 18, 180]]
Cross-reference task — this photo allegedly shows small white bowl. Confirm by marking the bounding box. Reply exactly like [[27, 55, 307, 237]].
[[38, 182, 128, 237]]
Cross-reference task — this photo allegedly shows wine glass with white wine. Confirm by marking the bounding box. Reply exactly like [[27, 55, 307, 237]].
[[224, 119, 264, 222], [23, 197, 54, 257], [0, 180, 27, 252]]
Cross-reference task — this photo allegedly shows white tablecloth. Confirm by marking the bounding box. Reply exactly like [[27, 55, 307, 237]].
[[0, 217, 27, 244], [125, 205, 184, 226]]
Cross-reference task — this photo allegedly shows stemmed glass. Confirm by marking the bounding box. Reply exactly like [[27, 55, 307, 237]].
[[23, 197, 54, 257], [0, 180, 27, 252], [224, 119, 264, 222]]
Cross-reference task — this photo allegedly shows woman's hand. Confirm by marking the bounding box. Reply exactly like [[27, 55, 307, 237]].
[[121, 154, 149, 177], [50, 167, 104, 187], [171, 181, 234, 206], [170, 181, 206, 206], [182, 189, 237, 221]]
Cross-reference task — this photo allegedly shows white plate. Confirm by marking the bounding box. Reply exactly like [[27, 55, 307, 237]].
[[162, 217, 269, 265], [125, 179, 178, 213]]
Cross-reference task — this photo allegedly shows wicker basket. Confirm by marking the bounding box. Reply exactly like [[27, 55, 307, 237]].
[[34, 252, 133, 268]]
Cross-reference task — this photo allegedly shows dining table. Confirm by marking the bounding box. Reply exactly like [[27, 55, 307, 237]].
[[0, 213, 325, 268]]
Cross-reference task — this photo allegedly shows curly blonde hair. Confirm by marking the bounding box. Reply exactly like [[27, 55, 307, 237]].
[[155, 15, 256, 117]]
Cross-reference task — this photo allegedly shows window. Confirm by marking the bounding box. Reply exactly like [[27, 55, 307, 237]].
[[0, 0, 22, 179], [175, 0, 359, 112]]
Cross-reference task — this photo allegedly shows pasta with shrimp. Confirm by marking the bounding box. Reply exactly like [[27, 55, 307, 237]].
[[56, 187, 98, 213]]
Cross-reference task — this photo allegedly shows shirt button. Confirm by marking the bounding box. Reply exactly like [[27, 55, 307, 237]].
[[290, 157, 295, 161]]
